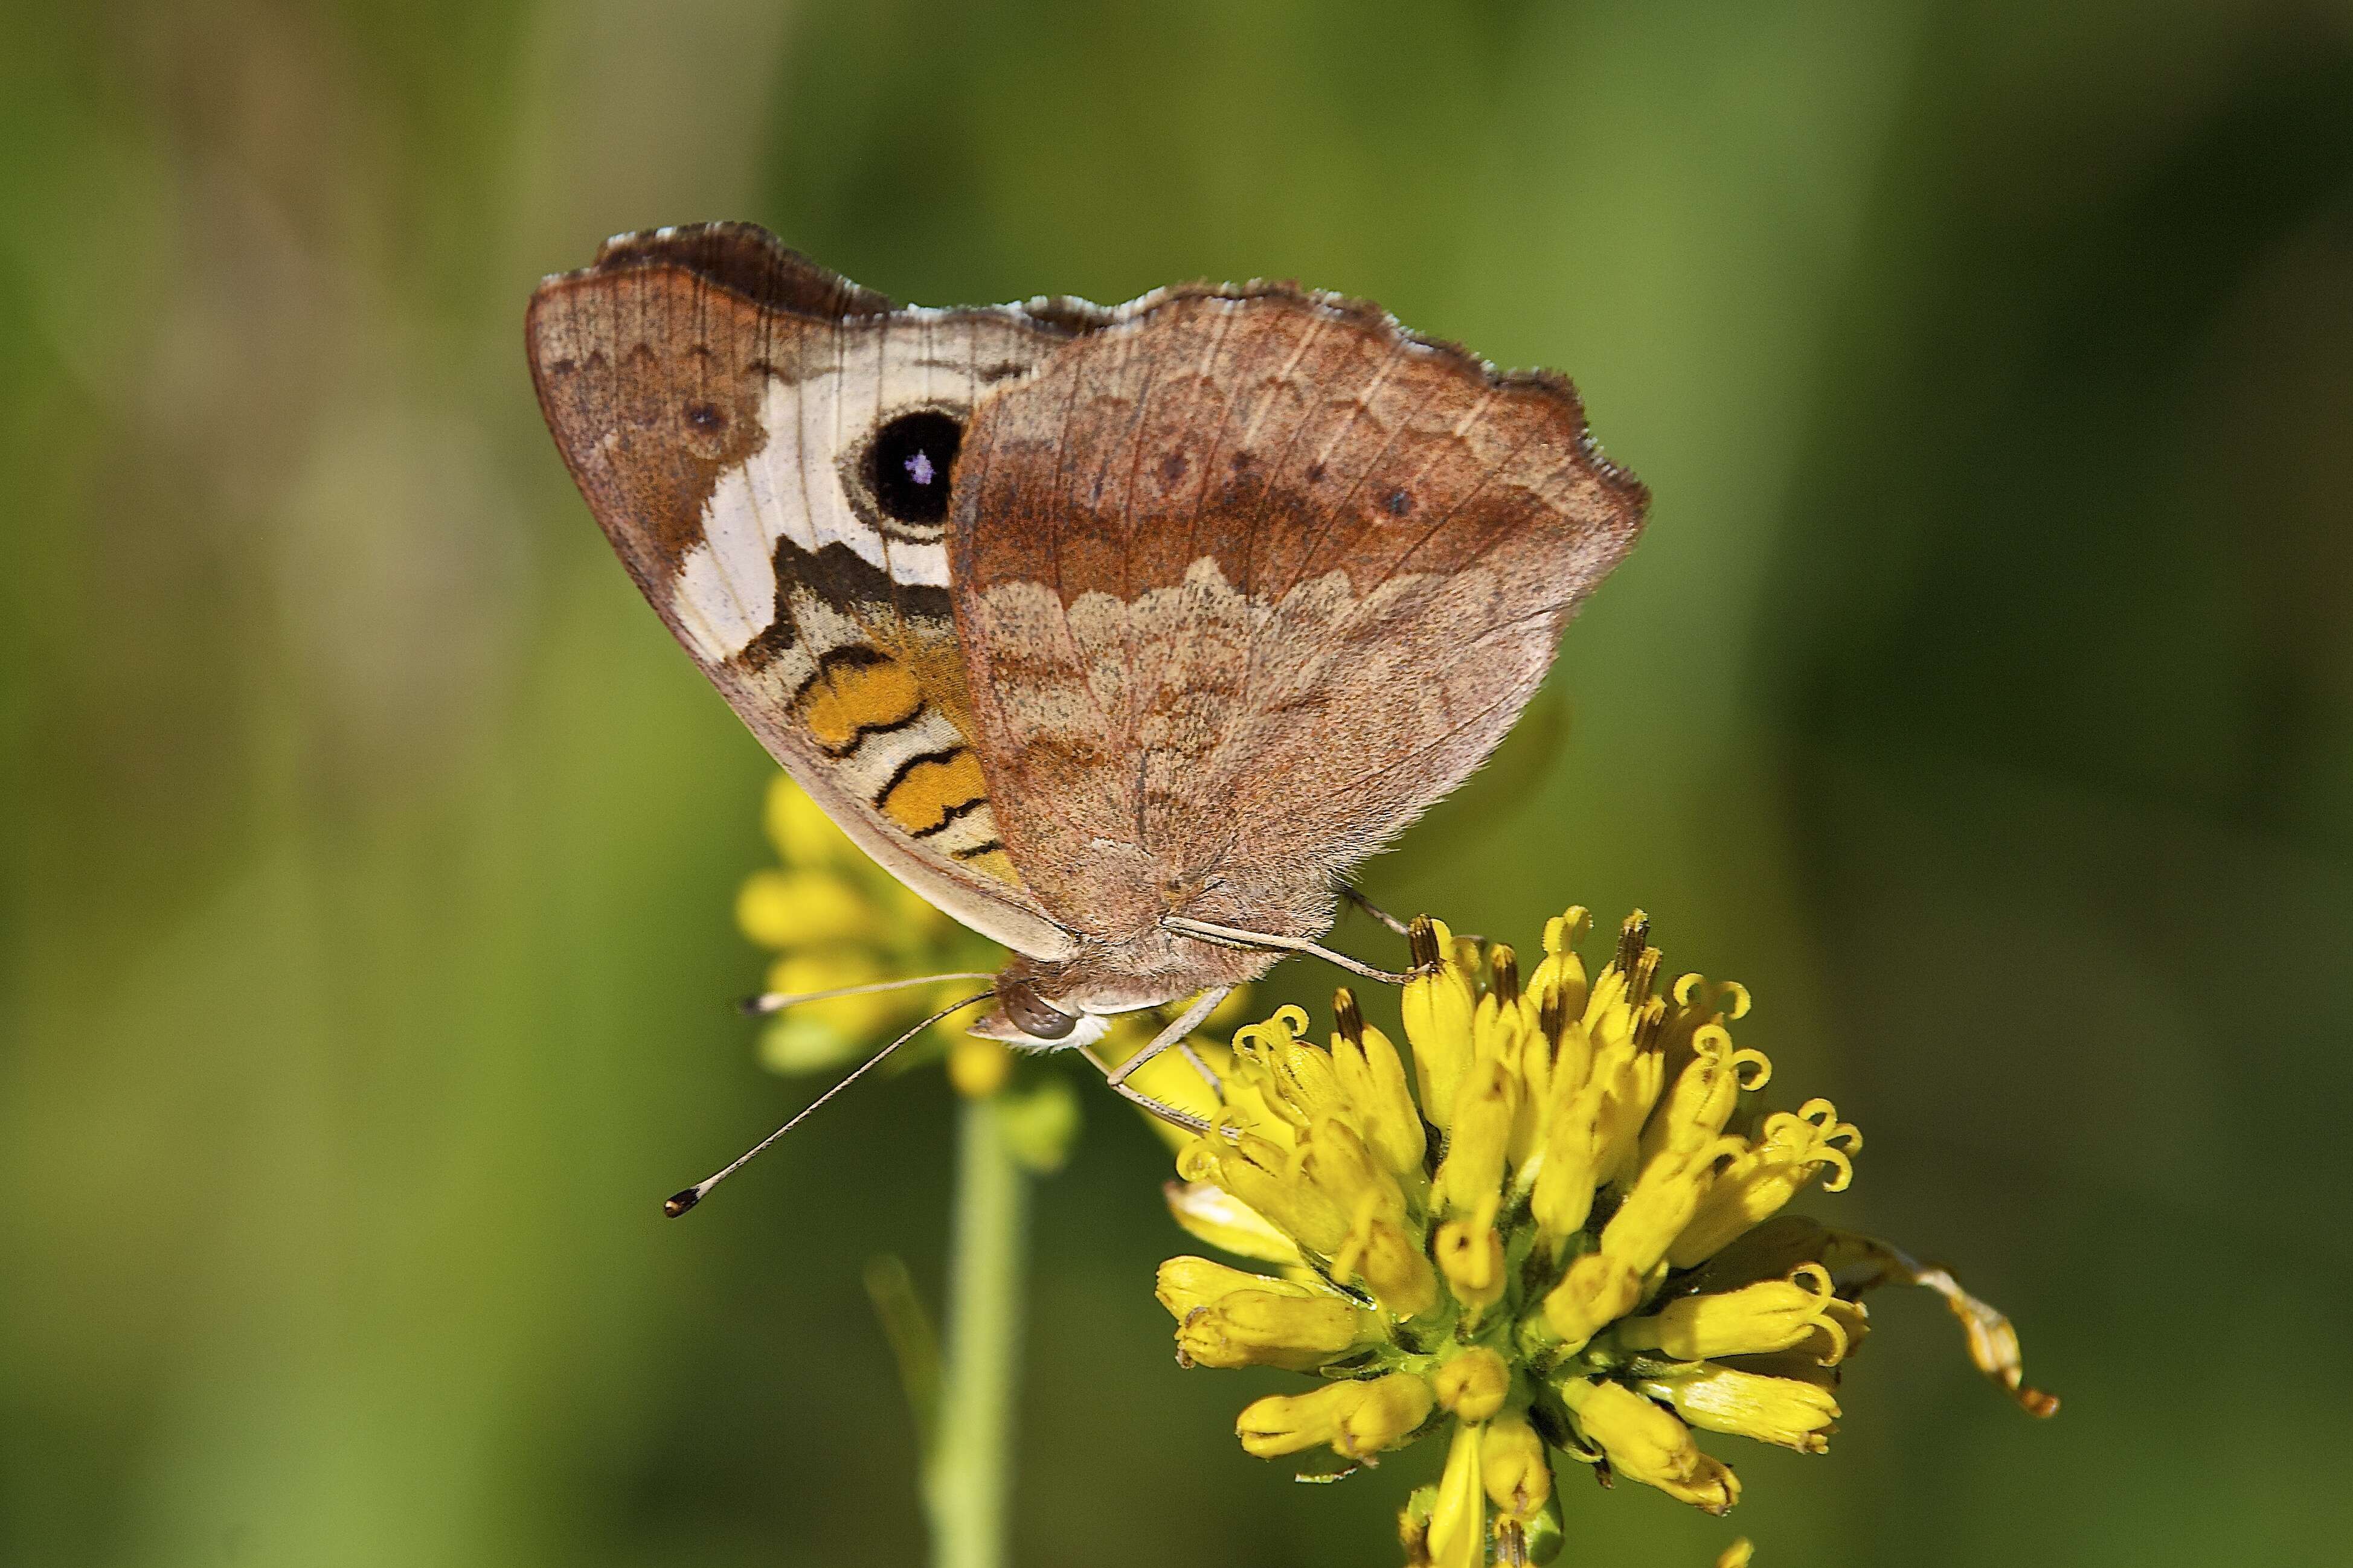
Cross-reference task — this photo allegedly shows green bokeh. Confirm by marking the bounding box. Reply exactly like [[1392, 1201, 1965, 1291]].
[[5, 2, 2348, 1564]]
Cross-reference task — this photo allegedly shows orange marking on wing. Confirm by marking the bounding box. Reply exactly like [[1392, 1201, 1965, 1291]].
[[881, 749, 991, 836], [800, 656, 924, 754], [865, 619, 981, 741], [957, 848, 1019, 883]]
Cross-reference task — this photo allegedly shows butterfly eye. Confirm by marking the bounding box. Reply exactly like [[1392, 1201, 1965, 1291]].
[[865, 410, 963, 526], [999, 976, 1077, 1041]]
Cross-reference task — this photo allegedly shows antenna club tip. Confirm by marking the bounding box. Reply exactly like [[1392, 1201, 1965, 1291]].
[[663, 1188, 703, 1217], [736, 993, 771, 1016]]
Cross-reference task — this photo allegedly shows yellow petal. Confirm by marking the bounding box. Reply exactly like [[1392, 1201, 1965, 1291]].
[[1162, 1180, 1305, 1267], [1640, 1365, 1841, 1453], [1425, 1420, 1487, 1568]]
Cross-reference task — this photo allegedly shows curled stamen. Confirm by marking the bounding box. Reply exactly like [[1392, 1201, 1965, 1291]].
[[1235, 1006, 1312, 1055], [1785, 1264, 1850, 1363], [1671, 972, 1753, 1021]]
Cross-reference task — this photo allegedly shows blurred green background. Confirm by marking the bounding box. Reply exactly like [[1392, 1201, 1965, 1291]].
[[6, 1, 2350, 1564]]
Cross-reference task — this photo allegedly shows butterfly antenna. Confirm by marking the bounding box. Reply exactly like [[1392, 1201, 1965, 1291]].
[[666, 989, 996, 1217], [737, 971, 995, 1016]]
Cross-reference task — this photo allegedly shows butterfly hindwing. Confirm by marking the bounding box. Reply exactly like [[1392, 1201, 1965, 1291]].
[[948, 286, 1647, 946], [526, 225, 1081, 961]]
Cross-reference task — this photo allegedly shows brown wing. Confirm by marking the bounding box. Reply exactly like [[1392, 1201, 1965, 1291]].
[[526, 225, 1089, 959], [947, 286, 1646, 946]]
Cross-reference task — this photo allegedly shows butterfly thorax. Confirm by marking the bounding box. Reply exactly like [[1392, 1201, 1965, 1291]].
[[979, 865, 1337, 1042]]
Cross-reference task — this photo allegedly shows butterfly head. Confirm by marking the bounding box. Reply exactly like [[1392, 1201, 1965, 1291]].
[[967, 960, 1111, 1050]]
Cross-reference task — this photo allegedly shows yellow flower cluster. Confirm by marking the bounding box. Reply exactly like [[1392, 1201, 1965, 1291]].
[[738, 776, 1012, 1093], [1158, 909, 2053, 1566]]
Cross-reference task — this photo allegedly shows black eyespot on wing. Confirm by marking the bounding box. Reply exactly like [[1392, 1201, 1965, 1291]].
[[866, 410, 963, 525]]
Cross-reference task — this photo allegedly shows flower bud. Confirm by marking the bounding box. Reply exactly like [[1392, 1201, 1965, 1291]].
[[754, 951, 902, 1070], [1431, 1346, 1512, 1422], [1299, 1118, 1408, 1229], [1237, 1007, 1349, 1128], [1434, 1214, 1507, 1319], [1471, 965, 1533, 1112], [1346, 1215, 1442, 1319], [1590, 1020, 1669, 1188], [1542, 1250, 1646, 1352], [1236, 1372, 1434, 1460], [737, 868, 883, 947], [1639, 1365, 1841, 1453], [1176, 1288, 1373, 1371], [1481, 1412, 1553, 1520], [1546, 1014, 1595, 1107], [1558, 1378, 1741, 1515], [1613, 1266, 1846, 1362], [1154, 1255, 1295, 1317], [762, 775, 861, 868]]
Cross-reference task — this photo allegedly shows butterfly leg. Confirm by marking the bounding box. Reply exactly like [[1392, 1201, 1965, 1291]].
[[1339, 886, 1484, 947], [1106, 985, 1229, 1088], [1101, 1074, 1214, 1134], [1176, 1042, 1224, 1093], [1071, 986, 1233, 1136], [1161, 915, 1418, 986], [1340, 884, 1413, 936]]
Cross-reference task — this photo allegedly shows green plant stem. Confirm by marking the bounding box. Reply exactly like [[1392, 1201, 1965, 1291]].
[[924, 1094, 1029, 1568]]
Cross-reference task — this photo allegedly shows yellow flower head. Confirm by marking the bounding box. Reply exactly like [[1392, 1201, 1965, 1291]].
[[1157, 906, 2056, 1564]]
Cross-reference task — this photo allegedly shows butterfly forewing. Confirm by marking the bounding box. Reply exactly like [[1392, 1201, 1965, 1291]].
[[525, 225, 1081, 960]]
